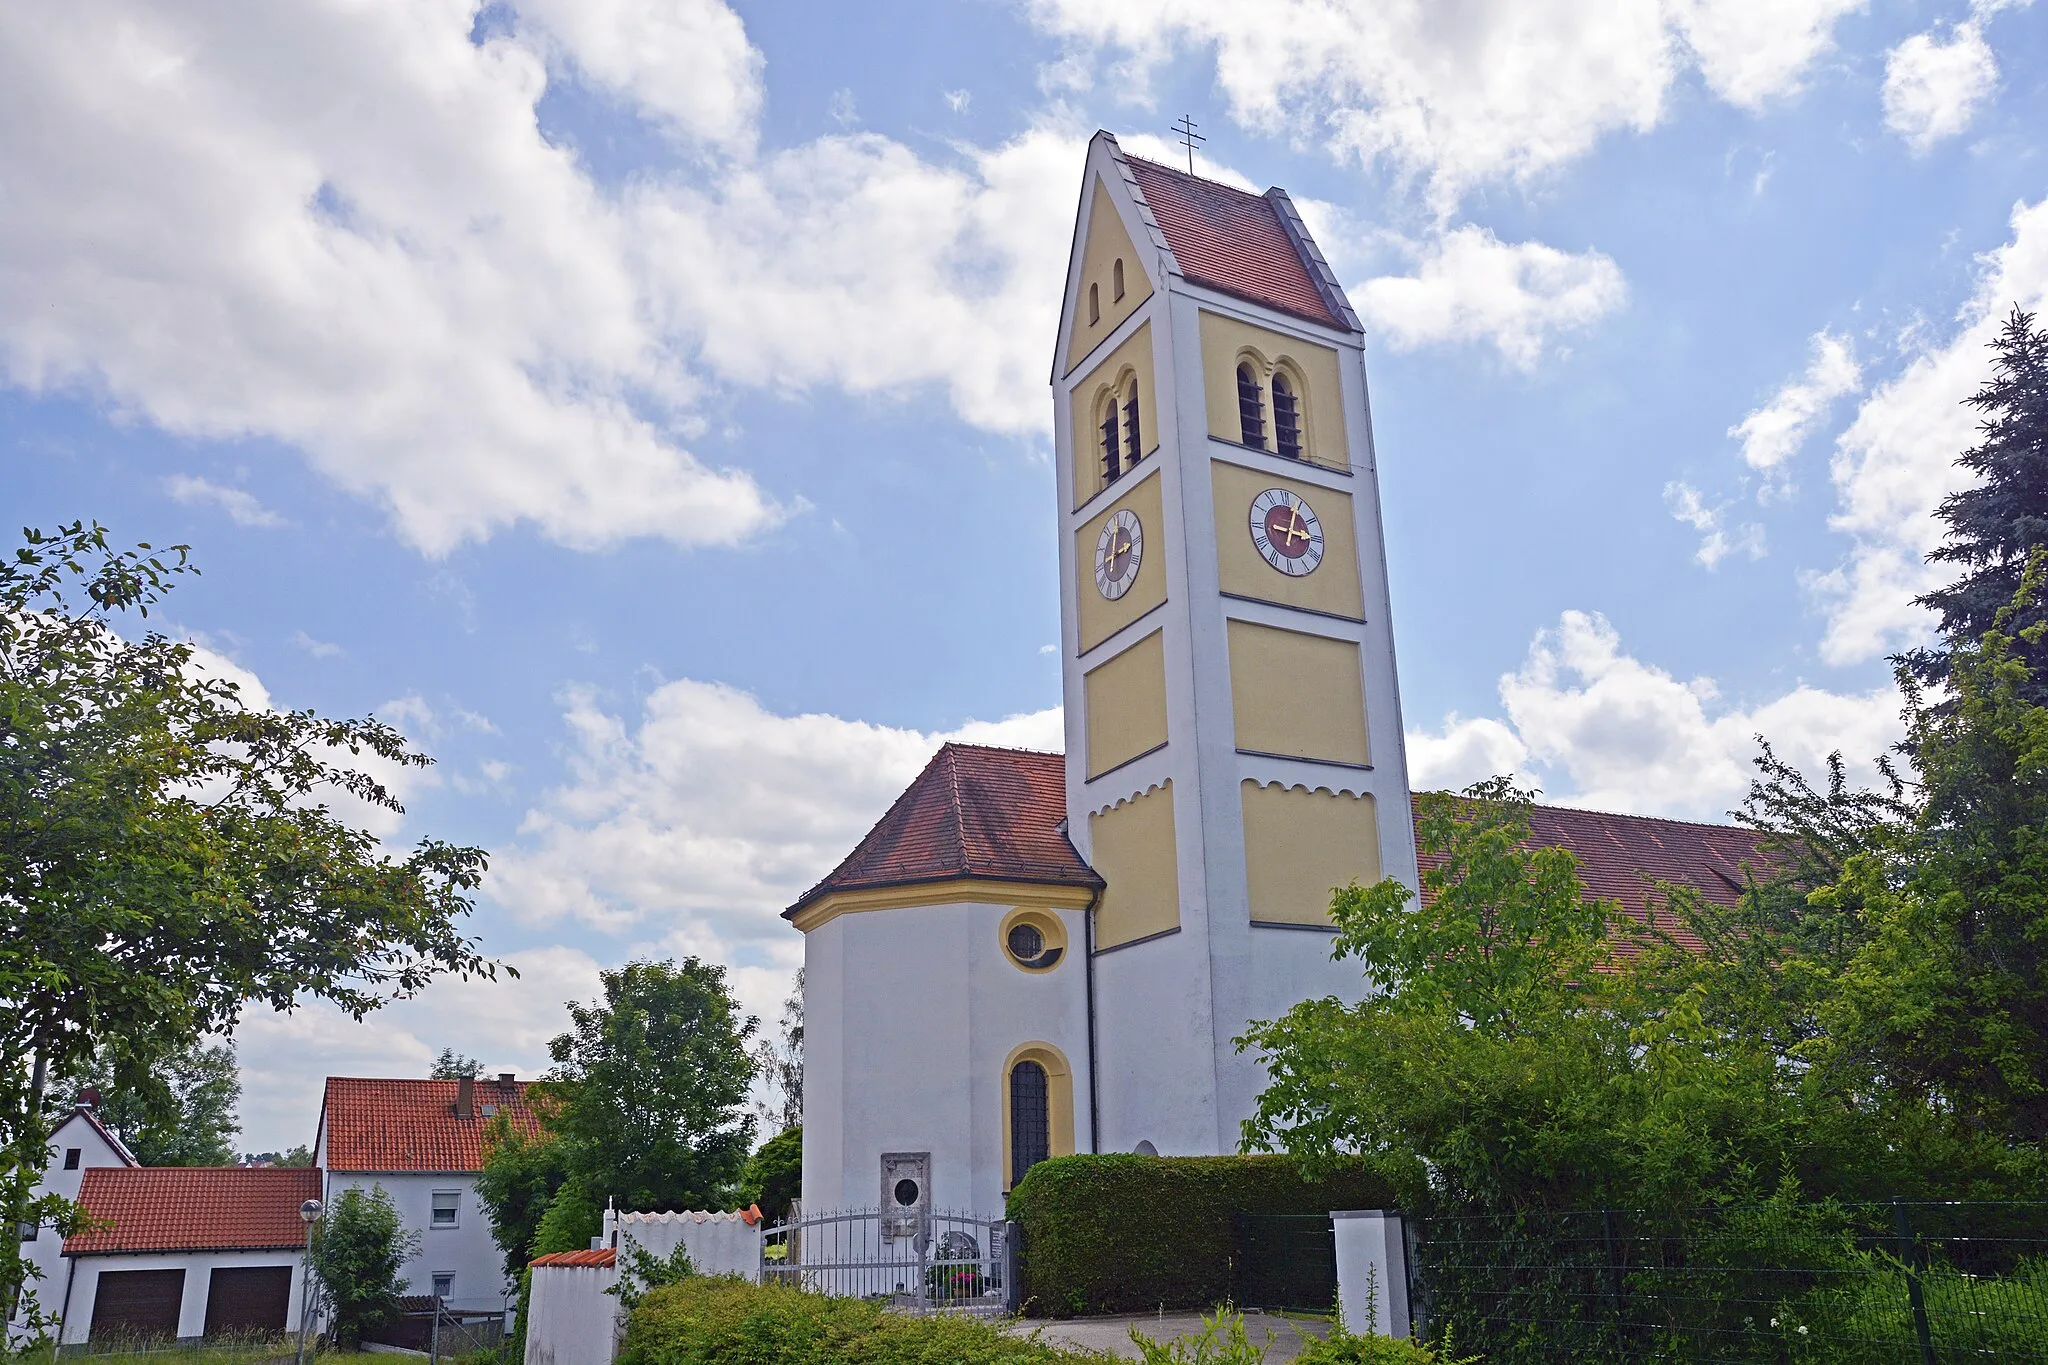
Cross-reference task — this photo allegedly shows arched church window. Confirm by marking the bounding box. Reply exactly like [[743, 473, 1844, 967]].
[[1272, 371, 1303, 460], [1088, 283, 1100, 325], [1099, 392, 1122, 484], [1112, 258, 1125, 302], [1010, 1061, 1050, 1184], [1237, 364, 1266, 449], [1122, 379, 1142, 467]]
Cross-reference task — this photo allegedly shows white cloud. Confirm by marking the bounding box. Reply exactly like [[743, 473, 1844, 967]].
[[1728, 329, 1862, 475], [491, 680, 1065, 938], [1027, 0, 1861, 211], [1882, 22, 1997, 153], [1664, 481, 1765, 568], [1812, 196, 2048, 664], [290, 629, 342, 659], [0, 2, 1084, 554], [164, 474, 286, 528], [1352, 226, 1628, 367], [1414, 611, 1899, 819]]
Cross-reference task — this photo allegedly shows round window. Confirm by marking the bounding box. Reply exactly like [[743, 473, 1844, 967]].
[[893, 1178, 920, 1207], [1006, 923, 1044, 961]]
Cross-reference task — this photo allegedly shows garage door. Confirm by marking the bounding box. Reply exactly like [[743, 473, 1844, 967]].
[[89, 1267, 185, 1341], [204, 1265, 294, 1336]]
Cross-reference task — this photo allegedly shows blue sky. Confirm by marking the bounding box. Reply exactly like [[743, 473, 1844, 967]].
[[5, 0, 2046, 1151]]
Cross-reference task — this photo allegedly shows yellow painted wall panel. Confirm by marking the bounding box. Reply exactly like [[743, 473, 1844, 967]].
[[1084, 629, 1168, 778], [1227, 620, 1369, 765], [1070, 323, 1160, 506], [1076, 469, 1167, 653], [1198, 311, 1347, 470], [1211, 461, 1364, 620], [1089, 782, 1180, 948], [1063, 181, 1153, 375], [1240, 782, 1381, 927]]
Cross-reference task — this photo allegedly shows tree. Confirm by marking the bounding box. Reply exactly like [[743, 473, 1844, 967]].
[[84, 1038, 241, 1166], [313, 1185, 419, 1348], [431, 1049, 481, 1079], [0, 523, 500, 1313], [539, 959, 758, 1214], [737, 1125, 801, 1224], [474, 1114, 575, 1280], [1899, 306, 2048, 708], [752, 970, 802, 1133]]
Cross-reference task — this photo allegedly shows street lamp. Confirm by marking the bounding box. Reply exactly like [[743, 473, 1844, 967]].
[[295, 1198, 324, 1365]]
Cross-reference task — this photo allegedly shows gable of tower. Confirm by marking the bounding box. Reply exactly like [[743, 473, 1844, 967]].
[[1062, 174, 1155, 376]]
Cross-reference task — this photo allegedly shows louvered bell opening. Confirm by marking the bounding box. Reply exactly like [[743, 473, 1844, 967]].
[[1272, 373, 1302, 460], [1236, 364, 1265, 448], [1122, 385, 1142, 466], [1100, 407, 1122, 483]]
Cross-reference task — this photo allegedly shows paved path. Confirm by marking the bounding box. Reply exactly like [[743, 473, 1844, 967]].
[[1008, 1310, 1333, 1361]]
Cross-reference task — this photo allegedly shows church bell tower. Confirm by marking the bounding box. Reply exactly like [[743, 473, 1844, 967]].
[[1053, 132, 1419, 1156]]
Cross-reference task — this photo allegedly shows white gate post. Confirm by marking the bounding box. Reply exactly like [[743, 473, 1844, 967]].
[[1332, 1210, 1410, 1338]]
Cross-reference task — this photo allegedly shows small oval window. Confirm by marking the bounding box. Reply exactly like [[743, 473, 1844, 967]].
[[893, 1178, 920, 1207], [1007, 923, 1044, 960]]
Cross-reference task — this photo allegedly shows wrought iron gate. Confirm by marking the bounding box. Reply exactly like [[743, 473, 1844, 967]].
[[760, 1207, 1014, 1316]]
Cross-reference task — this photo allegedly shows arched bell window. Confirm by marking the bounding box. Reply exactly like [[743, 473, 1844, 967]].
[[1098, 390, 1122, 484], [1088, 283, 1100, 325], [1112, 258, 1126, 302], [1122, 378, 1142, 468], [1236, 363, 1266, 449], [1272, 371, 1303, 460], [1009, 1061, 1050, 1185]]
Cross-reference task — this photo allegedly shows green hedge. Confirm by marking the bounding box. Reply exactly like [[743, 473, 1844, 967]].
[[617, 1275, 1111, 1364], [1005, 1154, 1401, 1318]]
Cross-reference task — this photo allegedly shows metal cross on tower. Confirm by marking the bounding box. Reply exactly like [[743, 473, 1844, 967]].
[[1170, 114, 1205, 174]]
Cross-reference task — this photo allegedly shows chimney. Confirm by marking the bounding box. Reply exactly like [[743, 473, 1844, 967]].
[[498, 1072, 516, 1092], [455, 1073, 475, 1120]]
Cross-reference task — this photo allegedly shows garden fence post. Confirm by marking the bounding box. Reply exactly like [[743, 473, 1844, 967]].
[[1602, 1208, 1628, 1361], [1002, 1220, 1022, 1315], [1891, 1201, 1935, 1365]]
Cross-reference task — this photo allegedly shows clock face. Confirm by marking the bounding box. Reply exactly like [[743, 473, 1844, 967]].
[[1094, 508, 1143, 600], [1249, 488, 1325, 576]]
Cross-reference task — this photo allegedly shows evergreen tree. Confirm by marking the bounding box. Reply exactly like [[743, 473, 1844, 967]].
[[83, 1039, 241, 1166], [1899, 306, 2048, 706], [430, 1049, 481, 1079]]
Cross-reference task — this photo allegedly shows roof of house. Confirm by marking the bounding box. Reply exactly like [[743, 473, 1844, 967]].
[[51, 1104, 139, 1168], [530, 1248, 616, 1268], [64, 1166, 323, 1256], [786, 744, 1103, 917], [1417, 801, 1770, 958], [1123, 155, 1345, 330], [319, 1076, 542, 1173], [789, 746, 1770, 944]]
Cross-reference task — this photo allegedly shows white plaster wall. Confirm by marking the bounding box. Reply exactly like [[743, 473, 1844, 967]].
[[58, 1250, 309, 1345], [607, 1211, 760, 1281], [1333, 1210, 1410, 1339], [324, 1172, 507, 1313], [522, 1264, 619, 1365], [11, 1112, 131, 1340], [801, 899, 1089, 1218]]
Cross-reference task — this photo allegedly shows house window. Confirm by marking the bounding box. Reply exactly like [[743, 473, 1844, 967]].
[[1009, 1062, 1050, 1186], [1099, 396, 1122, 484], [1236, 364, 1266, 448], [1088, 283, 1099, 325], [430, 1191, 459, 1229], [1272, 371, 1303, 460], [63, 1149, 81, 1171], [1122, 380, 1142, 468], [1112, 258, 1125, 302], [17, 1222, 36, 1242], [432, 1274, 454, 1300]]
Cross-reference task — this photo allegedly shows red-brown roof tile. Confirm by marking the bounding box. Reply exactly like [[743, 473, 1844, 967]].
[[530, 1248, 615, 1268], [64, 1167, 322, 1255], [1124, 156, 1344, 330], [786, 744, 1102, 916], [1417, 801, 1770, 958], [319, 1077, 543, 1173]]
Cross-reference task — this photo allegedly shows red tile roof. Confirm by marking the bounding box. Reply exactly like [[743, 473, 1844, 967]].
[[319, 1076, 543, 1173], [64, 1167, 322, 1255], [1417, 801, 1770, 958], [1124, 156, 1344, 330], [531, 1248, 615, 1268], [786, 744, 1102, 916]]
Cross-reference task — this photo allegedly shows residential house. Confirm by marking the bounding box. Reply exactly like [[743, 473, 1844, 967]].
[[8, 1100, 136, 1343]]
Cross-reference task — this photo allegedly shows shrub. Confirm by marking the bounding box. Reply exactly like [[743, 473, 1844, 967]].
[[617, 1274, 1112, 1364], [1005, 1154, 1401, 1318], [313, 1185, 421, 1348]]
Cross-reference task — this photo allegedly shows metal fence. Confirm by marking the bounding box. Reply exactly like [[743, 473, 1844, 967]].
[[1408, 1200, 2048, 1362], [759, 1207, 1013, 1316], [1231, 1213, 1338, 1315]]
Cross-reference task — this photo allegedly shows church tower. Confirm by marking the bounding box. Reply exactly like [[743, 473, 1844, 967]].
[[1053, 132, 1419, 1157]]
